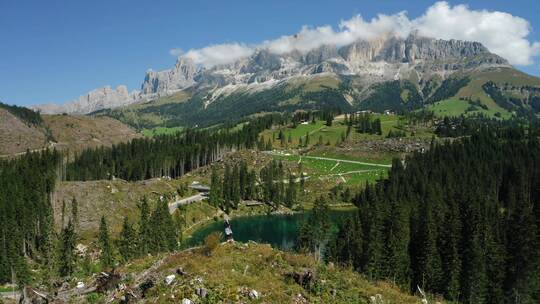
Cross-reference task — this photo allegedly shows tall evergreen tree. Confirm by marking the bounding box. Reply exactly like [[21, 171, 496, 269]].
[[209, 166, 223, 208], [58, 220, 76, 277], [284, 173, 297, 208], [138, 197, 151, 255], [149, 200, 177, 253], [297, 196, 331, 260], [98, 216, 113, 269], [118, 217, 137, 261], [327, 216, 363, 270], [71, 197, 79, 232]]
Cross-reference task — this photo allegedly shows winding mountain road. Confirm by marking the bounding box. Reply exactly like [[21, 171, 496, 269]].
[[168, 193, 207, 213]]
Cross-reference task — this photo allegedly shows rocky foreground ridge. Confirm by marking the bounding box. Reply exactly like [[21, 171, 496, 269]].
[[34, 34, 509, 114]]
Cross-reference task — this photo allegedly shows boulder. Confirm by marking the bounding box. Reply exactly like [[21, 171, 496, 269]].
[[164, 274, 175, 285], [195, 287, 208, 298], [248, 289, 259, 299]]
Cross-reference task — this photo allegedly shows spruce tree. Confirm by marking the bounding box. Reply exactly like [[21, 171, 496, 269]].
[[382, 200, 410, 287], [98, 216, 113, 269], [58, 220, 76, 277], [231, 165, 241, 208], [173, 209, 185, 244], [149, 199, 177, 253], [328, 216, 363, 269], [138, 197, 151, 255], [118, 217, 137, 261], [413, 192, 443, 293], [298, 196, 331, 259], [71, 197, 79, 232], [209, 166, 223, 208], [284, 173, 296, 208]]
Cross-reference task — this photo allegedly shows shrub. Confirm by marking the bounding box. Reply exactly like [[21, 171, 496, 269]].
[[202, 232, 222, 256]]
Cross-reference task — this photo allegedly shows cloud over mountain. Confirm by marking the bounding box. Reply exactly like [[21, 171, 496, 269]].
[[173, 1, 539, 67]]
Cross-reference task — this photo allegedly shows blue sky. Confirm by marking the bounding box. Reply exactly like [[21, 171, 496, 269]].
[[1, 0, 539, 106]]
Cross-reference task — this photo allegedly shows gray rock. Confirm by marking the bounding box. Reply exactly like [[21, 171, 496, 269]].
[[164, 274, 175, 285], [248, 289, 259, 299], [34, 85, 139, 114], [195, 287, 208, 298], [141, 57, 197, 95], [33, 34, 510, 114]]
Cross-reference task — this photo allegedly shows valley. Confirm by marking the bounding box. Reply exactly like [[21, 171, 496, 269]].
[[2, 5, 540, 302]]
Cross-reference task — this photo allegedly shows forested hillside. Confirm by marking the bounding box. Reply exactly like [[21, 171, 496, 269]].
[[65, 114, 286, 181], [0, 149, 61, 284], [327, 121, 540, 303]]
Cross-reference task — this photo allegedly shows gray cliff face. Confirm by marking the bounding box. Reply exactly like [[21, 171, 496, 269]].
[[34, 35, 510, 114], [140, 57, 197, 95], [198, 34, 507, 87], [34, 85, 139, 115]]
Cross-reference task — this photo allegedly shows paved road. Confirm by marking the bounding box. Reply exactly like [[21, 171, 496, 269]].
[[168, 193, 206, 213], [266, 151, 392, 168]]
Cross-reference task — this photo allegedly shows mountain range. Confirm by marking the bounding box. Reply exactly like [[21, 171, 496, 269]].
[[32, 34, 506, 113]]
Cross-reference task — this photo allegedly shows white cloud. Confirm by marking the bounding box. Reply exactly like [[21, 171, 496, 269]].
[[183, 43, 254, 67], [261, 12, 412, 55], [172, 1, 540, 67], [413, 1, 538, 65]]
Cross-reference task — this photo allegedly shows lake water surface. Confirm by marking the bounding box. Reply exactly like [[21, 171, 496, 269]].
[[183, 209, 356, 250]]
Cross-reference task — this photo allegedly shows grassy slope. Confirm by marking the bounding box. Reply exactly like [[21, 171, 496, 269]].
[[100, 90, 193, 130], [117, 242, 425, 304], [272, 153, 388, 186], [426, 97, 509, 118], [260, 116, 432, 188], [427, 67, 540, 118], [141, 126, 184, 137]]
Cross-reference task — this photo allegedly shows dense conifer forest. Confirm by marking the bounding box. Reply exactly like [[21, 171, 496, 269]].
[[327, 123, 540, 303], [209, 159, 299, 213], [64, 115, 283, 181], [0, 149, 60, 284]]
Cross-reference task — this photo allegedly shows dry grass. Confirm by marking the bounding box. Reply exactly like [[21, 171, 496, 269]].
[[52, 177, 215, 240], [0, 111, 140, 156], [43, 114, 140, 152], [0, 108, 47, 155], [132, 242, 425, 303]]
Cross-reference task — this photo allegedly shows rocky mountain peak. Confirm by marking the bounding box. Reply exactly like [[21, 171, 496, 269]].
[[140, 56, 197, 95], [33, 34, 511, 114], [33, 85, 139, 115]]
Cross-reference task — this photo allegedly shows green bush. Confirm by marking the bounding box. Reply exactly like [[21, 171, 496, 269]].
[[202, 232, 222, 256]]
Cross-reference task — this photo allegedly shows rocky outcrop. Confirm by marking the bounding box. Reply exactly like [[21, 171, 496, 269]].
[[141, 57, 197, 95], [34, 85, 139, 114], [33, 34, 511, 114]]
